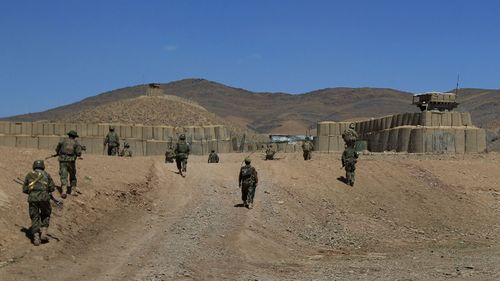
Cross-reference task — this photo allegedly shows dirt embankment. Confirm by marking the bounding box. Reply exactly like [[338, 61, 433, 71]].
[[0, 147, 499, 280]]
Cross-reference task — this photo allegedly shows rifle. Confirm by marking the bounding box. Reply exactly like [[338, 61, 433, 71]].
[[45, 154, 58, 160], [13, 178, 64, 209]]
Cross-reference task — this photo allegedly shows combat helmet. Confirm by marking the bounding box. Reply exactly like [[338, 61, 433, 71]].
[[244, 157, 251, 164], [109, 126, 115, 131], [349, 123, 355, 129], [67, 130, 79, 138], [179, 134, 186, 140], [33, 160, 45, 170]]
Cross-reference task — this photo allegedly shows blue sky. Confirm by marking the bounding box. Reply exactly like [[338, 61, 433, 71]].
[[1, 0, 499, 116]]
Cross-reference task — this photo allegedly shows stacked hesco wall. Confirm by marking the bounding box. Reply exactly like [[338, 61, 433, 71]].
[[315, 111, 486, 153], [0, 122, 231, 156]]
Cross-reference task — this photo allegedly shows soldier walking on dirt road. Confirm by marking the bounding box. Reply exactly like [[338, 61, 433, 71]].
[[238, 157, 258, 209], [174, 134, 190, 177], [302, 137, 314, 160], [342, 146, 359, 186], [22, 160, 56, 246], [55, 130, 83, 198], [104, 126, 120, 156]]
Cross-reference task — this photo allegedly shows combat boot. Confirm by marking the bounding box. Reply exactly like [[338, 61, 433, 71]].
[[33, 232, 41, 246], [66, 186, 72, 196], [61, 187, 67, 199], [247, 202, 253, 209], [40, 227, 48, 242]]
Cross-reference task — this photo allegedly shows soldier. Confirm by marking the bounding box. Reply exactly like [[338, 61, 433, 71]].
[[165, 144, 175, 163], [238, 157, 258, 209], [341, 146, 359, 186], [104, 126, 120, 156], [119, 141, 132, 157], [208, 150, 219, 163], [22, 160, 56, 246], [174, 134, 190, 176], [265, 144, 276, 160], [342, 123, 359, 148], [302, 137, 314, 160], [55, 130, 82, 198]]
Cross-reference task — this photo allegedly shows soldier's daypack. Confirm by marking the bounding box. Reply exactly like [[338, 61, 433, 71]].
[[60, 139, 76, 155], [176, 142, 189, 154], [107, 132, 119, 145], [241, 165, 253, 181]]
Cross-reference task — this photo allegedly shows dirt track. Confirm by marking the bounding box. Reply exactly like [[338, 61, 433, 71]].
[[0, 148, 499, 280]]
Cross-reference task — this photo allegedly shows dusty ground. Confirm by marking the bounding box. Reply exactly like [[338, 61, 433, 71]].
[[0, 147, 499, 281]]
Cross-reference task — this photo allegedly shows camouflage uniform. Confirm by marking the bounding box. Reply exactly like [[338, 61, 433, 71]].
[[23, 160, 56, 246], [302, 139, 314, 160], [265, 145, 276, 160], [238, 158, 258, 209], [55, 131, 82, 198], [165, 146, 175, 163], [104, 128, 120, 156], [342, 123, 358, 148], [208, 151, 219, 163], [174, 135, 190, 176], [342, 146, 359, 186], [119, 142, 132, 157]]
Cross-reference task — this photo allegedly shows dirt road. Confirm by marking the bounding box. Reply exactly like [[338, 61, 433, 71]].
[[1, 149, 499, 280]]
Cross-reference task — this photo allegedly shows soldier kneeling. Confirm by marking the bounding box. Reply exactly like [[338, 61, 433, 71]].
[[22, 160, 56, 246]]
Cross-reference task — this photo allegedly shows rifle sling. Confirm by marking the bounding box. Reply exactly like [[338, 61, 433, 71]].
[[28, 172, 45, 191]]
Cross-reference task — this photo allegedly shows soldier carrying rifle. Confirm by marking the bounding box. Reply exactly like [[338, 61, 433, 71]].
[[21, 160, 58, 246], [55, 130, 83, 198]]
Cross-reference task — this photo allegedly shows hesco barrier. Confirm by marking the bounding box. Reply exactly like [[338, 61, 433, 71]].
[[315, 111, 487, 153], [0, 121, 231, 156]]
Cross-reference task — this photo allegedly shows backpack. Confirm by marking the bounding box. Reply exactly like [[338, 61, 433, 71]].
[[61, 138, 75, 155], [107, 132, 119, 145], [176, 142, 189, 154], [240, 165, 253, 180]]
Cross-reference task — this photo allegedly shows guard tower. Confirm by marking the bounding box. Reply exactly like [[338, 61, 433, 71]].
[[412, 92, 459, 112], [146, 83, 164, 96]]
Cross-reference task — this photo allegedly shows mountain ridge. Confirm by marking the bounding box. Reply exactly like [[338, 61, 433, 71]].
[[4, 79, 499, 135]]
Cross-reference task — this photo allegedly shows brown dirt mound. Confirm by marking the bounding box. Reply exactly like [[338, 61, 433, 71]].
[[65, 95, 227, 127], [0, 147, 499, 280]]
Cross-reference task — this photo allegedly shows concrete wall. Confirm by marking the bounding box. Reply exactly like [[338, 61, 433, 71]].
[[0, 121, 232, 156], [315, 111, 487, 154]]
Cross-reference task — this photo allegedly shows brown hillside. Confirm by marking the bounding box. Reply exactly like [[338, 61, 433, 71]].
[[64, 95, 227, 127], [5, 79, 500, 136], [456, 88, 500, 130]]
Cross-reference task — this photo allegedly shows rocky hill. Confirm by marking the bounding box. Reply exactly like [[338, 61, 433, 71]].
[[5, 79, 500, 136]]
